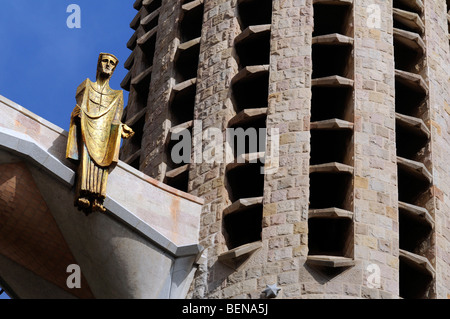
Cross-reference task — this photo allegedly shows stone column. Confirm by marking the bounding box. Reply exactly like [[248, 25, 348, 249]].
[[424, 0, 450, 299], [188, 0, 240, 298], [141, 0, 183, 180], [261, 0, 313, 298], [353, 0, 399, 298]]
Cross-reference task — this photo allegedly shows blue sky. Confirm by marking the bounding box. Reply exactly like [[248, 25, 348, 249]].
[[0, 0, 136, 299], [0, 1, 136, 131]]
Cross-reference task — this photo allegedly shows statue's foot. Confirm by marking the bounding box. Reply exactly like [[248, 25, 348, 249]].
[[92, 200, 106, 213], [77, 197, 90, 209]]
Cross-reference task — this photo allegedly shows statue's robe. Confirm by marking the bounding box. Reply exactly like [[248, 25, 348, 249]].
[[66, 79, 124, 204]]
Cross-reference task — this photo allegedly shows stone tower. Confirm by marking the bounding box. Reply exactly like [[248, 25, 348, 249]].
[[120, 0, 450, 299]]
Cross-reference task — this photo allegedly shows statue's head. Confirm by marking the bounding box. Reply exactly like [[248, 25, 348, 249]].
[[96, 52, 119, 79]]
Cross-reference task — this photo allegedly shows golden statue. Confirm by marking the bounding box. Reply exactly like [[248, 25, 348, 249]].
[[66, 53, 134, 215]]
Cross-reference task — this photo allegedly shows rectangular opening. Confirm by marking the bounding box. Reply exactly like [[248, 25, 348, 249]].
[[310, 129, 353, 166], [130, 156, 141, 170], [312, 44, 353, 79], [135, 87, 149, 111], [226, 163, 264, 202], [309, 172, 353, 211], [170, 85, 196, 126], [180, 3, 204, 42], [129, 116, 146, 154], [223, 205, 262, 249], [395, 123, 428, 162], [393, 0, 422, 15], [399, 210, 433, 256], [308, 218, 353, 257], [311, 86, 353, 122], [395, 80, 427, 119], [142, 14, 159, 33], [140, 33, 157, 69], [394, 39, 423, 74], [397, 167, 430, 206], [175, 43, 200, 82], [399, 260, 434, 299], [165, 168, 189, 192], [235, 30, 271, 68], [232, 72, 269, 112], [237, 0, 272, 30], [144, 0, 162, 13], [229, 116, 267, 158], [313, 4, 352, 37]]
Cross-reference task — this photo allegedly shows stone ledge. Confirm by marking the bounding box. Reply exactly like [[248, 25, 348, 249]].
[[311, 75, 354, 87], [397, 156, 432, 184], [0, 127, 75, 186], [124, 50, 135, 70], [235, 24, 271, 45], [177, 37, 201, 51], [310, 162, 354, 174], [182, 0, 203, 12], [125, 107, 147, 127], [394, 0, 424, 14], [130, 7, 142, 30], [141, 7, 161, 29], [395, 112, 430, 139], [134, 0, 143, 10], [127, 31, 137, 50], [218, 241, 262, 270], [122, 149, 141, 166], [165, 163, 190, 180], [131, 66, 153, 88], [313, 0, 353, 5], [398, 201, 434, 229], [121, 71, 131, 91], [309, 207, 353, 219], [306, 255, 355, 268], [226, 152, 265, 171], [393, 28, 425, 55], [312, 33, 354, 45], [228, 107, 267, 127], [173, 78, 197, 92], [392, 8, 424, 34], [0, 126, 203, 260], [170, 120, 193, 135], [137, 26, 157, 47], [231, 65, 270, 85], [223, 196, 264, 216], [395, 69, 428, 95], [310, 118, 354, 130], [399, 249, 435, 279]]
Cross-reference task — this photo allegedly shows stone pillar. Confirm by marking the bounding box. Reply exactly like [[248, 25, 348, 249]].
[[141, 0, 182, 180], [188, 0, 240, 298], [261, 0, 313, 298], [353, 0, 399, 298], [424, 0, 450, 299]]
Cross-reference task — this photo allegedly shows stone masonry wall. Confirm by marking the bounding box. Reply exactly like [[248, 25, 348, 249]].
[[141, 0, 182, 180], [425, 0, 450, 299], [353, 0, 399, 298], [261, 0, 312, 298], [187, 0, 240, 298]]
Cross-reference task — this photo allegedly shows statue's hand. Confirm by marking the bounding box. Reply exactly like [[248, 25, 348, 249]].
[[121, 124, 135, 139], [71, 105, 81, 118]]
